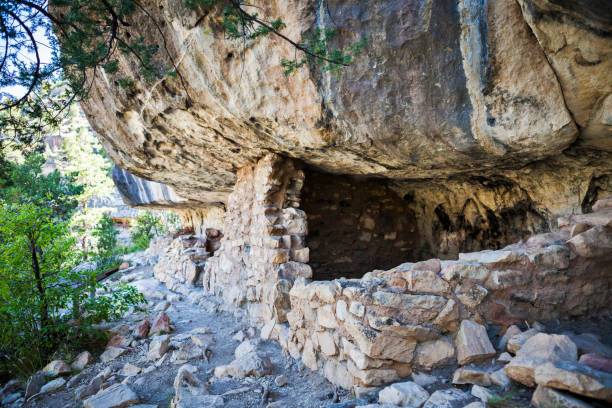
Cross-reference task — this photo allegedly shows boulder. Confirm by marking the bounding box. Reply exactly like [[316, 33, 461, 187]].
[[568, 226, 612, 258], [422, 388, 471, 408], [413, 338, 455, 369], [224, 353, 273, 379], [534, 360, 612, 402], [218, 339, 274, 379], [531, 385, 594, 408], [455, 284, 488, 309], [455, 320, 496, 365], [471, 385, 493, 404], [149, 312, 172, 336], [505, 333, 577, 387], [405, 270, 450, 294], [497, 325, 522, 351], [580, 354, 612, 374], [77, 368, 112, 401], [119, 363, 141, 377], [490, 368, 511, 389], [133, 320, 150, 339], [458, 250, 522, 265], [171, 364, 211, 408], [378, 381, 429, 407], [323, 360, 354, 390], [147, 335, 170, 360], [100, 347, 128, 363], [347, 360, 400, 387], [43, 360, 71, 377], [498, 352, 513, 363], [107, 335, 132, 348], [83, 383, 139, 408], [170, 340, 203, 362], [72, 351, 94, 371], [40, 377, 66, 393], [507, 328, 540, 354], [411, 372, 439, 387], [452, 367, 491, 386], [25, 371, 45, 399], [67, 371, 87, 388]]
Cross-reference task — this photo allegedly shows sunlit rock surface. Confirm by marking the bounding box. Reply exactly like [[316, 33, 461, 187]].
[[77, 0, 611, 214]]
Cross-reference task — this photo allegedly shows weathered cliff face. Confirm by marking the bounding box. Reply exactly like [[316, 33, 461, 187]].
[[80, 0, 611, 211], [113, 166, 225, 233]]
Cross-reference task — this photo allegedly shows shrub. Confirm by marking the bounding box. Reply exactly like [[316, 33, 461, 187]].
[[0, 203, 144, 379], [93, 213, 119, 270], [131, 211, 163, 250]]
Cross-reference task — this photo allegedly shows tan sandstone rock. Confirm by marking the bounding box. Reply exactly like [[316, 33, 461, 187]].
[[43, 360, 71, 378], [534, 360, 612, 402], [505, 333, 577, 387], [378, 381, 429, 407], [455, 320, 496, 365], [531, 385, 595, 408], [413, 338, 455, 370], [452, 367, 491, 386]]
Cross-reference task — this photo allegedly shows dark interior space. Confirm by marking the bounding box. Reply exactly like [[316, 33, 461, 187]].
[[300, 169, 421, 281], [300, 169, 553, 281]]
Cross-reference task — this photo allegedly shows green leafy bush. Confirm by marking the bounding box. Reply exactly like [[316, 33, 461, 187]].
[[0, 203, 144, 380], [0, 154, 83, 220], [131, 211, 164, 250], [93, 213, 120, 270]]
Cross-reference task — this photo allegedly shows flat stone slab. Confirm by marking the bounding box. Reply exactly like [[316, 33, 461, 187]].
[[83, 383, 139, 408], [535, 360, 612, 402]]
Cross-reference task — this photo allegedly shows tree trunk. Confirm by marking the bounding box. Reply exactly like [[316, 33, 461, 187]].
[[30, 241, 49, 334]]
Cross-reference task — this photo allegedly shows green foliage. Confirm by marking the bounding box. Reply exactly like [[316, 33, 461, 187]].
[[93, 213, 119, 270], [1, 1, 365, 159], [131, 211, 164, 250], [57, 104, 114, 205], [281, 30, 367, 77], [487, 390, 519, 406], [0, 202, 144, 379], [0, 153, 83, 220]]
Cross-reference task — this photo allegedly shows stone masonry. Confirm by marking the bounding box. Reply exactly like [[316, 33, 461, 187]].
[[203, 154, 311, 324], [203, 154, 612, 390], [152, 231, 222, 293]]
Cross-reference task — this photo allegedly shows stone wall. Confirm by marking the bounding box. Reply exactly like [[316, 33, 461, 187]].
[[203, 154, 311, 324], [151, 231, 222, 294], [275, 199, 612, 389], [203, 154, 612, 391]]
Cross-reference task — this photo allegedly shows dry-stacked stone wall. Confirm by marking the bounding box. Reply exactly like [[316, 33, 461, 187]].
[[152, 231, 222, 293], [275, 202, 612, 389], [201, 153, 612, 390], [203, 154, 311, 324]]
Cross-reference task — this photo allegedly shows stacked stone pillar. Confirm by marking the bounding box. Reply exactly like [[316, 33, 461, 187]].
[[203, 154, 311, 324]]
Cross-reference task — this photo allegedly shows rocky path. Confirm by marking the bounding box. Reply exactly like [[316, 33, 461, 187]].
[[16, 263, 351, 408]]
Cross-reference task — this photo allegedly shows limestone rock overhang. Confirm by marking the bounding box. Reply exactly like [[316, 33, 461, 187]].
[[74, 0, 611, 207]]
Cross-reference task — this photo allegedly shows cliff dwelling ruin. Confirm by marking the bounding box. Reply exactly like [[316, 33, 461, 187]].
[[63, 0, 612, 401]]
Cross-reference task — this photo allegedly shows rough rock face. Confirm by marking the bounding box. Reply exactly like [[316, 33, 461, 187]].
[[113, 166, 225, 233], [78, 0, 611, 215]]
